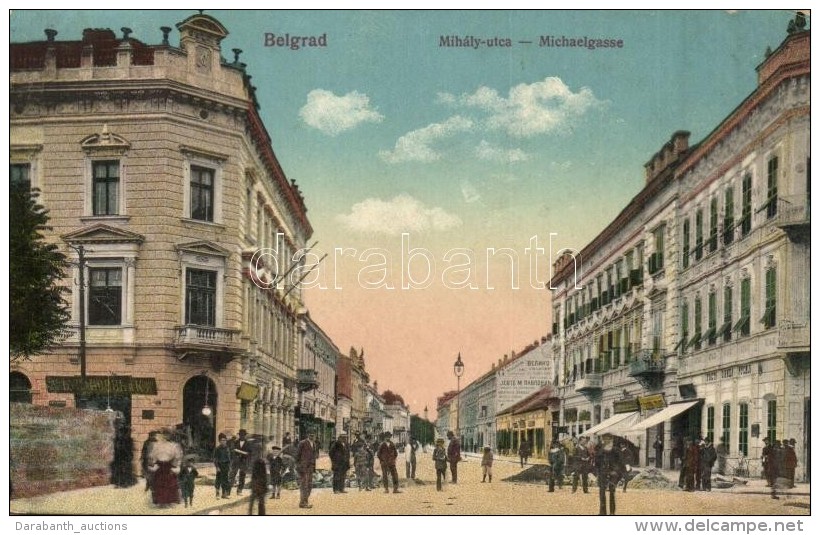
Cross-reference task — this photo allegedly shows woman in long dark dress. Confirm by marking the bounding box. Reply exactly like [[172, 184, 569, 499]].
[[147, 429, 183, 506], [111, 422, 137, 487]]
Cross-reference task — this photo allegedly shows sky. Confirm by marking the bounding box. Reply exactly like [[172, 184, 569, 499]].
[[8, 8, 802, 419]]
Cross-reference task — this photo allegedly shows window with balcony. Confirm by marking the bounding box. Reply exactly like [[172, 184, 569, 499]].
[[689, 296, 702, 350], [723, 187, 735, 245], [682, 219, 690, 269], [88, 267, 122, 325], [741, 173, 752, 236], [694, 209, 704, 261], [709, 197, 719, 253], [766, 156, 778, 219], [706, 291, 717, 346], [738, 402, 749, 457], [649, 226, 665, 273], [719, 285, 732, 343], [185, 268, 217, 326], [762, 267, 776, 329], [92, 160, 120, 216], [676, 300, 688, 354], [734, 278, 751, 337]]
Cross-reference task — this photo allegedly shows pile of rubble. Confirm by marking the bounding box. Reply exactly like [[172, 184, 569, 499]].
[[627, 468, 680, 490], [502, 464, 553, 483]]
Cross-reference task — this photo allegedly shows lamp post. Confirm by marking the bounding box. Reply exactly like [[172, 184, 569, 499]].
[[423, 405, 429, 447], [453, 353, 464, 440]]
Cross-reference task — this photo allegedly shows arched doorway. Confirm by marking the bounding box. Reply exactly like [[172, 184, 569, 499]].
[[10, 371, 32, 403], [182, 374, 217, 461]]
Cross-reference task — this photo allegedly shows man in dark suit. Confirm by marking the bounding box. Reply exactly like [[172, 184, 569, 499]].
[[595, 434, 624, 515], [329, 433, 351, 493], [295, 431, 317, 508], [446, 430, 462, 483], [377, 432, 401, 493], [230, 429, 251, 495]]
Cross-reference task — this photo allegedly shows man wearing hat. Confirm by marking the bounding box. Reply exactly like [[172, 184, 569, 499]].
[[230, 429, 251, 496], [295, 431, 318, 508], [377, 431, 401, 493], [762, 436, 779, 499], [329, 433, 351, 493], [432, 438, 448, 491], [446, 430, 462, 484], [782, 439, 798, 489], [595, 433, 624, 515], [213, 433, 233, 499]]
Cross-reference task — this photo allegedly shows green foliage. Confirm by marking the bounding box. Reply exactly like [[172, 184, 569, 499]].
[[10, 182, 70, 360]]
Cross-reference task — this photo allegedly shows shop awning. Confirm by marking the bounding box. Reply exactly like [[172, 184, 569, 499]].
[[628, 400, 700, 432], [580, 411, 640, 437]]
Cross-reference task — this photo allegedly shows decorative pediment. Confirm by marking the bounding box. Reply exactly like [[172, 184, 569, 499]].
[[175, 240, 230, 258], [80, 125, 130, 155], [62, 223, 145, 245], [176, 13, 229, 41]]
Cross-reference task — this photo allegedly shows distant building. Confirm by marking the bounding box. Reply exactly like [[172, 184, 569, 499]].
[[298, 314, 339, 449]]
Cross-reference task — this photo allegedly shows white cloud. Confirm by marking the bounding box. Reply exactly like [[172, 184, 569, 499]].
[[299, 89, 384, 135], [379, 116, 473, 163], [337, 194, 462, 235], [439, 77, 603, 138], [460, 180, 481, 203], [475, 140, 529, 163]]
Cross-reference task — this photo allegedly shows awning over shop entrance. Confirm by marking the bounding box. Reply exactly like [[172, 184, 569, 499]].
[[580, 411, 641, 437], [628, 400, 700, 432]]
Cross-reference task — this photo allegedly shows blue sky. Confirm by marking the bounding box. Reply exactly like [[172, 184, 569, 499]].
[[9, 9, 801, 412]]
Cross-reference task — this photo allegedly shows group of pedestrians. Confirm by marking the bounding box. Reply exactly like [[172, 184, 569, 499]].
[[762, 436, 799, 499], [674, 436, 717, 492]]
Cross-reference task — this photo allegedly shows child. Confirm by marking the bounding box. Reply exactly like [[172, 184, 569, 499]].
[[432, 438, 448, 491], [267, 446, 284, 499], [481, 445, 494, 483], [178, 457, 199, 507]]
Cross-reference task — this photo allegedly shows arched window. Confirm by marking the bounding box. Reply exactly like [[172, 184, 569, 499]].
[[10, 371, 32, 403]]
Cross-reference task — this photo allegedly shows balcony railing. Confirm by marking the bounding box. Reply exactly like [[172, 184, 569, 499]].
[[773, 194, 810, 228], [778, 321, 809, 350], [629, 354, 666, 376], [574, 373, 602, 394], [175, 325, 240, 346], [297, 368, 320, 392]]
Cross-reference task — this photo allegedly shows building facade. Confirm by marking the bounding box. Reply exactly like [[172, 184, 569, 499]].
[[298, 314, 339, 450], [550, 20, 809, 479], [10, 13, 313, 460]]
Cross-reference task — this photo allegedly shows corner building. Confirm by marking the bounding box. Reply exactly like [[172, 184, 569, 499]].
[[10, 14, 314, 459], [550, 22, 809, 481]]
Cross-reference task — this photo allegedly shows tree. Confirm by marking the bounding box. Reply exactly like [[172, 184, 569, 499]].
[[381, 390, 405, 406], [10, 182, 70, 360]]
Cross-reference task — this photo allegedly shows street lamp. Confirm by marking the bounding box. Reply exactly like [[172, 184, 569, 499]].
[[453, 352, 464, 440], [424, 405, 429, 446]]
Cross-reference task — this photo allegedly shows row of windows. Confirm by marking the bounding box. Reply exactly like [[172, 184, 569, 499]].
[[705, 399, 777, 457], [11, 161, 217, 221], [555, 243, 646, 332], [678, 267, 776, 353], [682, 157, 779, 269], [84, 266, 215, 327]]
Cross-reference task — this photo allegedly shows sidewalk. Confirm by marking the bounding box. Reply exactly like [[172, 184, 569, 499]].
[[10, 463, 252, 516], [461, 451, 810, 497]]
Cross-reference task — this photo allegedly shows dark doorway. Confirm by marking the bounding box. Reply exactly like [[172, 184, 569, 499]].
[[183, 374, 217, 461]]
